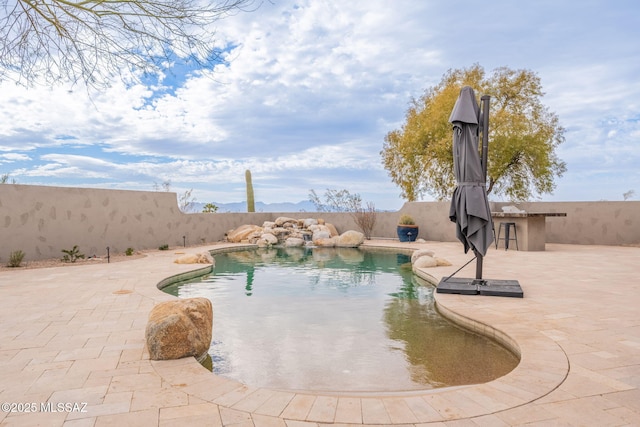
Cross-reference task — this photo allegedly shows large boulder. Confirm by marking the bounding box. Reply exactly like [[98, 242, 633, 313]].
[[303, 218, 318, 228], [413, 255, 438, 268], [312, 229, 331, 241], [145, 298, 212, 361], [325, 223, 339, 237], [314, 237, 337, 247], [256, 233, 278, 247], [411, 249, 435, 264], [226, 224, 263, 243], [335, 230, 365, 248], [274, 216, 298, 227], [285, 237, 305, 247], [174, 252, 214, 265]]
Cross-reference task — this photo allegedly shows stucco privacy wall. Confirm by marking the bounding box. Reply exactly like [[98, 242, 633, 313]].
[[1, 184, 639, 262], [400, 200, 640, 246], [491, 201, 640, 246], [0, 184, 400, 262]]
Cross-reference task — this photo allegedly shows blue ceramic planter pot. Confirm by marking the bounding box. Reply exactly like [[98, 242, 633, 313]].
[[397, 225, 419, 242]]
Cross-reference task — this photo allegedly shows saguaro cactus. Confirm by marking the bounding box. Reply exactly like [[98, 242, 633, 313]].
[[245, 169, 255, 212]]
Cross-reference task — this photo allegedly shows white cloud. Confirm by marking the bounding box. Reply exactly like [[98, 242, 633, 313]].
[[1, 0, 639, 208]]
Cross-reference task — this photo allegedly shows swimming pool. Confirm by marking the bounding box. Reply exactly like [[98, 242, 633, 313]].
[[161, 246, 518, 392]]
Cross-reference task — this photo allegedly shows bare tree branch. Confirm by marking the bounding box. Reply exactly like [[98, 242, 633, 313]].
[[0, 0, 256, 88]]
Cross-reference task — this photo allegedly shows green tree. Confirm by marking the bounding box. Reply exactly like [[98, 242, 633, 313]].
[[381, 65, 567, 202], [202, 203, 219, 213], [0, 0, 254, 88]]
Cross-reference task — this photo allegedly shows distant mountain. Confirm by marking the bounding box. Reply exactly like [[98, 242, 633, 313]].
[[190, 200, 317, 213]]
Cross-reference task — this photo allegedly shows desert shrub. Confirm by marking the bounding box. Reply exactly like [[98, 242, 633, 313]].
[[159, 244, 169, 250], [351, 202, 377, 240], [8, 250, 25, 267], [125, 247, 134, 256], [61, 245, 85, 263], [398, 214, 415, 225]]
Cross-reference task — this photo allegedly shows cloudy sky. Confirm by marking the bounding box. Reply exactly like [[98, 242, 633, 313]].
[[1, 0, 639, 210]]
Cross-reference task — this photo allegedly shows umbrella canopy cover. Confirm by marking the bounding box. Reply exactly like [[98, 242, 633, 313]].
[[448, 86, 494, 257]]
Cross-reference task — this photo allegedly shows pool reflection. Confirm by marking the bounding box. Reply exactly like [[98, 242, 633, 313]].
[[162, 247, 518, 392]]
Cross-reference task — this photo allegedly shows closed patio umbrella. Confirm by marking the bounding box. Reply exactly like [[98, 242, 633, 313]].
[[440, 86, 522, 297], [448, 86, 493, 278]]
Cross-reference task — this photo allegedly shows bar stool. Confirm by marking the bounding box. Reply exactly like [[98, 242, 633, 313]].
[[495, 222, 519, 250]]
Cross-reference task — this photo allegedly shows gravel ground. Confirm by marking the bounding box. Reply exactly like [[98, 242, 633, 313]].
[[0, 252, 147, 271]]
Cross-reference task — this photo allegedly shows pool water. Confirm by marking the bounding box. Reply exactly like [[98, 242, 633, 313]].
[[162, 247, 518, 392]]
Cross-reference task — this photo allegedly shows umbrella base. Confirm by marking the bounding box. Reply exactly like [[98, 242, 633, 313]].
[[437, 277, 523, 298]]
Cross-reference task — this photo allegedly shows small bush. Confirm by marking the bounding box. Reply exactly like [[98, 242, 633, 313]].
[[125, 247, 134, 256], [398, 214, 415, 225], [8, 250, 25, 267], [159, 244, 169, 250], [61, 245, 85, 263]]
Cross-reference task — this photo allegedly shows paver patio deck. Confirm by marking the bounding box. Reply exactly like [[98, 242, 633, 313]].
[[0, 241, 639, 426]]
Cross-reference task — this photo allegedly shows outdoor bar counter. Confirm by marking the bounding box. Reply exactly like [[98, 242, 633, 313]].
[[491, 212, 567, 251]]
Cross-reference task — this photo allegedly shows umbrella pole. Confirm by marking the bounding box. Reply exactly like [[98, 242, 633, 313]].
[[480, 95, 490, 179], [475, 95, 491, 284], [475, 252, 483, 281]]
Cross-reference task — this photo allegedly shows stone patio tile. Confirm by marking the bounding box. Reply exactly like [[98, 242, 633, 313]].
[[68, 356, 121, 375], [158, 402, 220, 421], [383, 398, 419, 424], [605, 406, 640, 425], [402, 395, 442, 423], [11, 348, 61, 366], [63, 417, 98, 427], [54, 347, 104, 362], [107, 372, 161, 393], [86, 366, 140, 380], [23, 359, 73, 375], [118, 347, 145, 363], [219, 406, 252, 425], [360, 398, 391, 425], [159, 415, 223, 427], [130, 387, 189, 412], [1, 411, 67, 426], [94, 408, 158, 427], [558, 364, 635, 397], [423, 391, 487, 420], [232, 388, 279, 412], [537, 394, 627, 426], [252, 413, 288, 427], [253, 391, 296, 417], [464, 413, 511, 426], [280, 394, 315, 420], [28, 372, 90, 396], [414, 423, 447, 427], [214, 385, 260, 408], [305, 396, 337, 423], [149, 358, 212, 385], [333, 397, 362, 424], [494, 402, 559, 425], [66, 399, 131, 421], [180, 376, 245, 402], [601, 388, 640, 413], [457, 384, 526, 411], [284, 421, 318, 427], [49, 384, 108, 405], [485, 378, 544, 402]]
